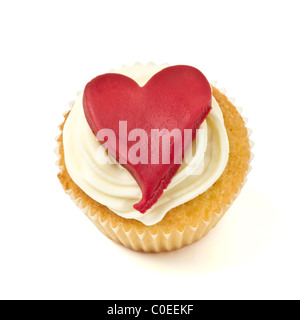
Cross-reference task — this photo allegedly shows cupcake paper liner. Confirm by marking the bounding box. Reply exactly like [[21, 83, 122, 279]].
[[56, 63, 253, 252]]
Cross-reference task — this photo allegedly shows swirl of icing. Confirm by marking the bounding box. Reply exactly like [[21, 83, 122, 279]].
[[63, 64, 229, 225]]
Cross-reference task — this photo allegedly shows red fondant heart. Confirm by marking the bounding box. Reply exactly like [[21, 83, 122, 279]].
[[83, 65, 212, 213]]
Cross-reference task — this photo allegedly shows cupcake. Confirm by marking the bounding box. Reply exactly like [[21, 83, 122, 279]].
[[57, 63, 251, 252]]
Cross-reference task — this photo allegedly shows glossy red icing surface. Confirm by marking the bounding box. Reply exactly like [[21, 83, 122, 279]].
[[83, 65, 212, 213]]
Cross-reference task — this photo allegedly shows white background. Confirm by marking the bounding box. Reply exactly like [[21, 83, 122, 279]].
[[0, 0, 299, 300]]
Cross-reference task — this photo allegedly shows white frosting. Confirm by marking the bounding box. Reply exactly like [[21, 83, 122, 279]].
[[63, 64, 229, 225]]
